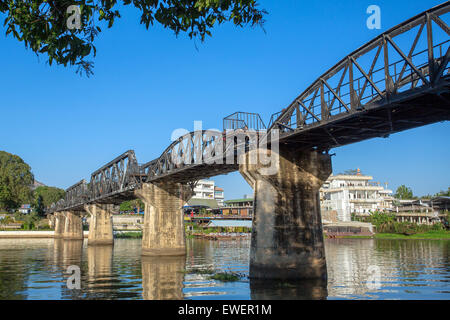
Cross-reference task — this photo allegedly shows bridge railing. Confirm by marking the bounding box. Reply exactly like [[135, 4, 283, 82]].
[[223, 112, 267, 131]]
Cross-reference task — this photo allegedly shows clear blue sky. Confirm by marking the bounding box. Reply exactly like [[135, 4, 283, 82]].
[[0, 0, 448, 199]]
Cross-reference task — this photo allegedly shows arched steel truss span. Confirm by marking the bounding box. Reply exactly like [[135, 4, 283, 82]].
[[268, 2, 450, 151]]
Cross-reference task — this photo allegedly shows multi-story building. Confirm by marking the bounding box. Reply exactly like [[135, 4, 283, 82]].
[[192, 180, 215, 199], [190, 179, 225, 207], [214, 187, 224, 206], [320, 169, 393, 222]]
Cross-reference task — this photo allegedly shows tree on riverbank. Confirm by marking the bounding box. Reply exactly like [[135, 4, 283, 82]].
[[394, 185, 414, 200], [0, 0, 267, 76], [435, 187, 450, 197], [120, 199, 144, 213], [33, 195, 45, 217], [33, 186, 65, 209], [0, 151, 34, 211]]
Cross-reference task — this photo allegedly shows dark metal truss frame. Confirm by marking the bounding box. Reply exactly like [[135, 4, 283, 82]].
[[268, 2, 450, 151]]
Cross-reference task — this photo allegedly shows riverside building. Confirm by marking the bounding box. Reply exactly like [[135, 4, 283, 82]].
[[320, 169, 394, 222], [187, 179, 225, 209]]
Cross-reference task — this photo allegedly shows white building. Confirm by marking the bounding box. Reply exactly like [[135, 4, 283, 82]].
[[18, 204, 32, 214], [193, 180, 215, 199], [192, 179, 225, 206], [320, 170, 393, 222]]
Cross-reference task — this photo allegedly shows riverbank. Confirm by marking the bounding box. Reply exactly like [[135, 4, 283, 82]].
[[190, 232, 251, 240], [114, 231, 142, 238], [332, 230, 450, 240], [0, 231, 89, 238], [2, 230, 448, 240]]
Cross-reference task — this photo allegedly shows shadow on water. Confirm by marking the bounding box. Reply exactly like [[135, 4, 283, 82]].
[[250, 278, 328, 300], [141, 255, 186, 300]]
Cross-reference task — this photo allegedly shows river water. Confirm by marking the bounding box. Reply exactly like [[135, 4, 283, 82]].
[[0, 238, 448, 300]]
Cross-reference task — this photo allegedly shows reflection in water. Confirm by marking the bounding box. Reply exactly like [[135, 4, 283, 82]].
[[325, 239, 450, 299], [0, 240, 29, 299], [250, 279, 328, 300], [184, 238, 250, 299], [85, 245, 114, 299], [88, 245, 113, 281], [325, 239, 378, 298], [141, 256, 185, 300], [0, 238, 448, 299], [53, 239, 84, 268], [53, 239, 84, 300]]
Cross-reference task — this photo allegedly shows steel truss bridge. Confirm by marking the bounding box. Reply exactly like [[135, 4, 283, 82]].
[[48, 2, 450, 214]]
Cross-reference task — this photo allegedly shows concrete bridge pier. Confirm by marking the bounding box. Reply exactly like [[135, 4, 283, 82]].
[[84, 204, 114, 245], [54, 212, 66, 238], [135, 182, 193, 256], [47, 214, 55, 229], [240, 147, 332, 280], [63, 211, 84, 240]]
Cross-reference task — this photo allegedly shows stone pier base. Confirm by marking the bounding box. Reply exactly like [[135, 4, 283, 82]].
[[54, 212, 66, 238], [240, 147, 331, 280], [47, 214, 55, 229], [84, 204, 114, 245], [63, 211, 84, 240], [135, 182, 193, 256]]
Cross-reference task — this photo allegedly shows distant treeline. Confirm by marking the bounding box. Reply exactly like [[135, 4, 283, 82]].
[[0, 151, 65, 214]]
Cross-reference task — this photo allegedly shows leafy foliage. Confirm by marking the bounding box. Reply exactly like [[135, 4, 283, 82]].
[[434, 187, 450, 197], [394, 184, 414, 199], [120, 198, 144, 212], [0, 151, 34, 211], [354, 210, 445, 235], [23, 212, 40, 229], [33, 186, 65, 209], [0, 0, 267, 76], [341, 169, 362, 175], [33, 194, 45, 216]]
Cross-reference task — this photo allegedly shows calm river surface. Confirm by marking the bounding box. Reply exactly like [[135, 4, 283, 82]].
[[0, 238, 448, 300]]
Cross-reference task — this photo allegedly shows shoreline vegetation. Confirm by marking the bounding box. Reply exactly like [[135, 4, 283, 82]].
[[1, 226, 450, 240], [179, 268, 243, 282], [333, 230, 450, 240], [1, 229, 448, 240], [114, 231, 142, 238], [1, 211, 449, 240]]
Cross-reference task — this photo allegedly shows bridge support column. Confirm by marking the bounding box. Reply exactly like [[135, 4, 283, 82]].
[[240, 147, 331, 280], [54, 212, 66, 238], [47, 214, 55, 229], [135, 182, 193, 256], [84, 204, 114, 245], [63, 211, 84, 240]]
